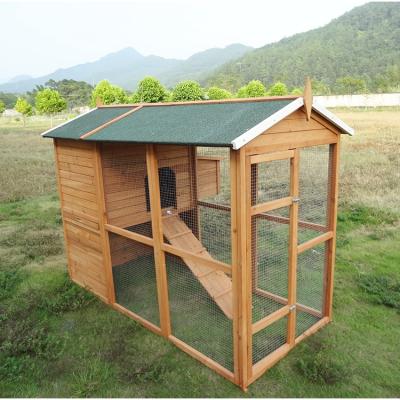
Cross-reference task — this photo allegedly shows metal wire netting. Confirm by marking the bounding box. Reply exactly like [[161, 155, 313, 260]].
[[166, 253, 234, 371], [110, 233, 160, 326], [253, 316, 288, 364], [101, 143, 152, 237], [252, 208, 290, 323], [298, 145, 330, 244], [254, 159, 291, 204]]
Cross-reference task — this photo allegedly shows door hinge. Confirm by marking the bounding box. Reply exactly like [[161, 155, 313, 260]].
[[289, 304, 296, 312]]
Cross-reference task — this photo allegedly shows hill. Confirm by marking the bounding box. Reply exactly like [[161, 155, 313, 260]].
[[0, 44, 252, 93], [205, 2, 400, 91]]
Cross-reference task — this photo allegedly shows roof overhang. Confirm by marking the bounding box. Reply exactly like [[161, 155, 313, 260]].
[[231, 98, 354, 150]]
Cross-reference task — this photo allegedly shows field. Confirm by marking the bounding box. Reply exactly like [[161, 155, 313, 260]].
[[0, 109, 399, 397]]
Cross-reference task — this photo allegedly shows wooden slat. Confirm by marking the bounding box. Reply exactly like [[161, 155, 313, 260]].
[[105, 223, 154, 247], [297, 231, 333, 254], [246, 129, 338, 155], [250, 149, 294, 164], [146, 144, 171, 337], [287, 149, 299, 346], [59, 177, 96, 194], [169, 335, 235, 384], [252, 306, 290, 335], [324, 140, 341, 320], [249, 344, 291, 385], [250, 196, 293, 216], [295, 317, 329, 345]]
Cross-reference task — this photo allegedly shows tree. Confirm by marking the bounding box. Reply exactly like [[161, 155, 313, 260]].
[[90, 80, 128, 106], [136, 76, 168, 103], [0, 100, 5, 114], [44, 79, 93, 108], [14, 97, 33, 126], [334, 76, 367, 94], [207, 86, 232, 100], [268, 81, 288, 96], [236, 80, 266, 98], [35, 88, 67, 127], [172, 80, 203, 101], [291, 87, 303, 95], [311, 80, 331, 95], [0, 92, 18, 108]]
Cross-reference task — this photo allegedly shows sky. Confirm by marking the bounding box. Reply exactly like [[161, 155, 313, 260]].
[[0, 0, 371, 83]]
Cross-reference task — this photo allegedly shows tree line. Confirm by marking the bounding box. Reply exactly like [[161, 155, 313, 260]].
[[0, 70, 398, 120]]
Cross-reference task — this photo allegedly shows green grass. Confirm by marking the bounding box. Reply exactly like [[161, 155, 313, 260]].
[[0, 111, 400, 396]]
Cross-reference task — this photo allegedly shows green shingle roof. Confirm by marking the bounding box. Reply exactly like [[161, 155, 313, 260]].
[[42, 107, 134, 139], [42, 100, 293, 146]]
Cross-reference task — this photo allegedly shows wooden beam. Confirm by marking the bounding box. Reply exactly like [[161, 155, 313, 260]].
[[324, 140, 341, 320], [295, 317, 330, 345], [287, 149, 299, 346], [161, 242, 232, 275], [249, 343, 291, 385], [250, 149, 294, 164], [250, 164, 258, 291], [80, 105, 143, 139], [146, 144, 171, 337], [113, 303, 162, 336], [105, 223, 154, 247], [303, 77, 312, 121], [297, 231, 334, 254], [169, 335, 235, 383], [252, 306, 290, 335], [250, 196, 293, 216], [93, 143, 115, 304]]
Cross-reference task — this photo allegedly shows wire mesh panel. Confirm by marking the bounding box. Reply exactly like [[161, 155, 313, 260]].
[[166, 253, 233, 371], [254, 159, 291, 204], [252, 207, 290, 323], [101, 143, 152, 237], [296, 242, 326, 336], [253, 316, 288, 365], [298, 145, 330, 244], [110, 233, 160, 326]]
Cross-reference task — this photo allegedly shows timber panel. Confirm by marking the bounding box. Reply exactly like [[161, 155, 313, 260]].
[[55, 139, 108, 301]]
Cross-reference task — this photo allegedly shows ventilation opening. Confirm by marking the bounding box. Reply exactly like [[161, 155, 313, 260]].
[[145, 167, 177, 211]]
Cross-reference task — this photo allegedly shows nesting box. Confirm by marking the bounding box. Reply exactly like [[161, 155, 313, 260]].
[[42, 90, 353, 390]]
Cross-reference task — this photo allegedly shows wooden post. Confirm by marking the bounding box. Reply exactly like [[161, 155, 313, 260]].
[[93, 143, 116, 304], [287, 149, 299, 345], [231, 148, 251, 390], [324, 138, 340, 320], [146, 144, 171, 337], [250, 164, 258, 291]]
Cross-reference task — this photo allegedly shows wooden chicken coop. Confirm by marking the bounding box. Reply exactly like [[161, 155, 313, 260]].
[[42, 84, 354, 390]]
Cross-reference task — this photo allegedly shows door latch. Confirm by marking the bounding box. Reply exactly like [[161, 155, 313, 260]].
[[292, 197, 300, 203]]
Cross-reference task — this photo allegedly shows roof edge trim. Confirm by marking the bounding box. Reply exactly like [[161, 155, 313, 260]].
[[231, 98, 304, 150], [41, 108, 97, 137], [312, 102, 354, 136]]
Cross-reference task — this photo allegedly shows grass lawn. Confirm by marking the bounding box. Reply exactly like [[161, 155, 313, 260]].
[[0, 109, 399, 397]]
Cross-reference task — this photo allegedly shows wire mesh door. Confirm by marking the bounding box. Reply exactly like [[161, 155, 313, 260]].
[[249, 150, 298, 366]]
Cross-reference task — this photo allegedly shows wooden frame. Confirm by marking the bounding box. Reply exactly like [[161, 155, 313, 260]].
[[51, 96, 344, 391]]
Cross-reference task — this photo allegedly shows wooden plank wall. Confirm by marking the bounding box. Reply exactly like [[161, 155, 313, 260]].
[[55, 139, 108, 301], [197, 156, 221, 199], [101, 143, 195, 229]]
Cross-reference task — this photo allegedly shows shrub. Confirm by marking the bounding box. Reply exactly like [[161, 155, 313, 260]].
[[136, 76, 168, 103], [236, 80, 266, 98], [90, 80, 128, 106], [172, 80, 203, 101], [206, 86, 232, 100], [268, 81, 288, 96]]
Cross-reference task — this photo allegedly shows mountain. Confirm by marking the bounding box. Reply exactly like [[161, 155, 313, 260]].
[[7, 74, 32, 83], [205, 2, 400, 91], [0, 44, 252, 93]]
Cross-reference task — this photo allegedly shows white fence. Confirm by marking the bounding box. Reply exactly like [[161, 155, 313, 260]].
[[314, 93, 400, 108]]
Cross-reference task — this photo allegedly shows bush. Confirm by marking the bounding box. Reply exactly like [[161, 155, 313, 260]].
[[268, 81, 289, 96], [136, 76, 168, 103], [90, 80, 128, 106], [236, 80, 266, 98], [359, 274, 400, 310], [206, 86, 232, 100], [172, 80, 203, 101]]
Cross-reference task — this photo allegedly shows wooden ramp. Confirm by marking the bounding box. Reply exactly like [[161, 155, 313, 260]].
[[162, 213, 233, 319]]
